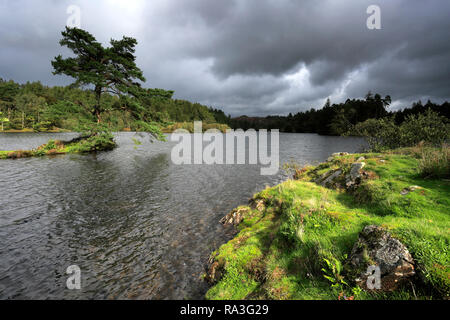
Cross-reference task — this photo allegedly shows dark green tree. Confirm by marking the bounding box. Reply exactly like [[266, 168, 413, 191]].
[[51, 27, 146, 123]]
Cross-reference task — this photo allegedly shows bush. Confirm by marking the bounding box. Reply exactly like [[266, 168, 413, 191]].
[[349, 117, 400, 151], [401, 109, 450, 147], [349, 109, 449, 152]]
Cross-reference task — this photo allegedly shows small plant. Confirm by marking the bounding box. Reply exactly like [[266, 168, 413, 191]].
[[322, 257, 348, 292]]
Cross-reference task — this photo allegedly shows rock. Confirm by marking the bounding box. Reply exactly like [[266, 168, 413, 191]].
[[332, 152, 349, 157], [345, 162, 365, 188], [250, 199, 265, 212], [220, 207, 249, 227], [356, 156, 365, 162], [328, 152, 350, 162], [315, 170, 332, 184], [400, 186, 423, 195], [348, 225, 415, 292], [205, 254, 224, 284], [320, 169, 342, 187]]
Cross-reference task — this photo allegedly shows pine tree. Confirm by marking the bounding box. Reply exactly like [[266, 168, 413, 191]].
[[51, 27, 146, 123]]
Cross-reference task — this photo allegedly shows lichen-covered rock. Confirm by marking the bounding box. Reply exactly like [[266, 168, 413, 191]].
[[315, 170, 333, 183], [348, 225, 415, 291], [220, 207, 249, 227], [320, 169, 342, 187], [345, 162, 365, 188]]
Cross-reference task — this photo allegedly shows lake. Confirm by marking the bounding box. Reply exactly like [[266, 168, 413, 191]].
[[0, 132, 365, 299]]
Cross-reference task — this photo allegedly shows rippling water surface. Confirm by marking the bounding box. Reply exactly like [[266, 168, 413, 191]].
[[0, 132, 365, 299]]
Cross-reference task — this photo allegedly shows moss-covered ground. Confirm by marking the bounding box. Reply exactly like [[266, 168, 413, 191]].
[[206, 150, 449, 300]]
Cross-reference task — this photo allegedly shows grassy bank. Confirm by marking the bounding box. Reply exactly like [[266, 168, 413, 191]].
[[205, 147, 449, 300], [0, 133, 116, 159]]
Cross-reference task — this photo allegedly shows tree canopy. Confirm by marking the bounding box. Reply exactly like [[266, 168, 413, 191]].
[[51, 27, 146, 122]]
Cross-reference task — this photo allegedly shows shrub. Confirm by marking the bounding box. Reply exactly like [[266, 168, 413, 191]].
[[349, 109, 449, 152], [349, 117, 400, 151], [400, 109, 450, 147]]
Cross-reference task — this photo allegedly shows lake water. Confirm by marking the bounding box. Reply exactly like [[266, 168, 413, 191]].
[[0, 132, 365, 299]]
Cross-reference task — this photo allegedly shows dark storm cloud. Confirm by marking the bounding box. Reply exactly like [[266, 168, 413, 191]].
[[1, 0, 449, 116]]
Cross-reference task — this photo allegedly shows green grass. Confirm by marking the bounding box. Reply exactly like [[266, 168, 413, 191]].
[[206, 150, 450, 300], [0, 150, 11, 159]]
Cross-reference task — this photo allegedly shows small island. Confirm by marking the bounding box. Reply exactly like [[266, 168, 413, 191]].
[[0, 132, 115, 160]]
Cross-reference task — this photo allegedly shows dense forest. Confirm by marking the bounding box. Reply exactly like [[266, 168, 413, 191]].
[[0, 78, 230, 133], [230, 93, 450, 135]]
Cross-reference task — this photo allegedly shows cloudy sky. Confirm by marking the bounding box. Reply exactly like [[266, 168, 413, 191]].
[[1, 0, 449, 116]]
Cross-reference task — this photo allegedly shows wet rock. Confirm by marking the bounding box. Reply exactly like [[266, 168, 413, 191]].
[[345, 162, 365, 188], [220, 207, 249, 227], [348, 225, 415, 292]]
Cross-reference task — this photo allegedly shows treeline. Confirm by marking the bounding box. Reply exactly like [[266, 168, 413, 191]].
[[230, 92, 450, 135], [0, 78, 230, 132]]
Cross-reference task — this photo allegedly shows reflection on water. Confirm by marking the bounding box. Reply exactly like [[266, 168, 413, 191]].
[[0, 132, 365, 299]]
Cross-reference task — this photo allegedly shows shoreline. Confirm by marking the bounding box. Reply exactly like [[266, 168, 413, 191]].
[[204, 148, 449, 300]]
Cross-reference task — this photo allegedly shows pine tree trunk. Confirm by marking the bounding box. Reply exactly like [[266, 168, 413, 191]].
[[95, 86, 102, 123]]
